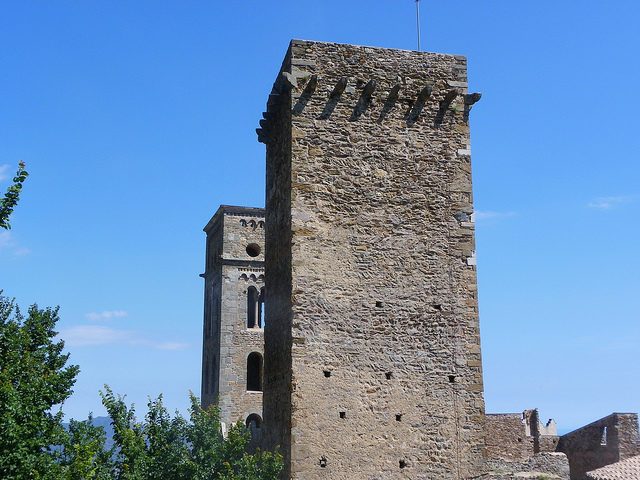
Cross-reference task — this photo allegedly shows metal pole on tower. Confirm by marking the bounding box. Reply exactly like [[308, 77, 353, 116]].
[[416, 0, 422, 51]]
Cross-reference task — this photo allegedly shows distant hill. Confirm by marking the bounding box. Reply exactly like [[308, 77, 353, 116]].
[[64, 416, 115, 451]]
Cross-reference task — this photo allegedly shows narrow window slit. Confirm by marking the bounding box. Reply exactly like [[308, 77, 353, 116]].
[[247, 286, 259, 328], [258, 287, 265, 328], [601, 427, 608, 446]]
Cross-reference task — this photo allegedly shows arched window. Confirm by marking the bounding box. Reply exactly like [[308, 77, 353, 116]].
[[247, 287, 259, 328], [246, 352, 263, 391], [258, 287, 265, 328], [246, 413, 263, 430]]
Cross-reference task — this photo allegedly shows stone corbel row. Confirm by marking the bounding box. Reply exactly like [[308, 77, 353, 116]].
[[256, 73, 482, 144]]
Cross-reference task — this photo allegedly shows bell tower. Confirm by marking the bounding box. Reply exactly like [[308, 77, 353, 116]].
[[201, 205, 266, 435]]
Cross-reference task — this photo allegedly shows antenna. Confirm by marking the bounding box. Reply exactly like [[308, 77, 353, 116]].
[[416, 0, 422, 51]]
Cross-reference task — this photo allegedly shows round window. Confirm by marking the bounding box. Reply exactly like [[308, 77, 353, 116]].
[[246, 243, 261, 257]]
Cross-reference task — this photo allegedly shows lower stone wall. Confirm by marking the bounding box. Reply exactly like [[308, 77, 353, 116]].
[[480, 453, 570, 480], [539, 435, 560, 453], [486, 413, 535, 461]]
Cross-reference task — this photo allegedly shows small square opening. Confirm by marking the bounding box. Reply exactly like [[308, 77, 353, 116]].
[[385, 372, 393, 380], [396, 414, 402, 422], [399, 460, 407, 469], [376, 301, 384, 308], [339, 411, 346, 419], [448, 375, 456, 383], [323, 370, 331, 378]]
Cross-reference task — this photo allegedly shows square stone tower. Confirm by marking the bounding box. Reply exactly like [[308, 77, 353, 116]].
[[201, 205, 266, 433], [259, 41, 485, 479]]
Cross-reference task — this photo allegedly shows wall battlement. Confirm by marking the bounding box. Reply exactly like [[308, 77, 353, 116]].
[[257, 40, 481, 148], [558, 413, 640, 479]]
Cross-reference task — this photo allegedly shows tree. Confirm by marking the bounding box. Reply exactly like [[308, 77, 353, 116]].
[[0, 162, 281, 479], [0, 294, 80, 479], [183, 393, 282, 480], [58, 415, 113, 480], [0, 161, 28, 230], [0, 294, 282, 479], [98, 387, 283, 480]]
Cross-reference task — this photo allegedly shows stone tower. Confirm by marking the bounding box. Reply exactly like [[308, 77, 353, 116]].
[[258, 41, 485, 479], [201, 205, 266, 433]]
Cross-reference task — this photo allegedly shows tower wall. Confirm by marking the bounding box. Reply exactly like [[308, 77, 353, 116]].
[[262, 40, 485, 479], [202, 206, 266, 430]]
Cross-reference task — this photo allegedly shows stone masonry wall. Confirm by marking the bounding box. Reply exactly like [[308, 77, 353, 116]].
[[201, 218, 223, 407], [202, 206, 266, 431], [486, 414, 535, 462], [482, 453, 570, 480], [262, 40, 485, 479], [262, 47, 294, 475], [558, 413, 640, 480], [485, 410, 560, 471]]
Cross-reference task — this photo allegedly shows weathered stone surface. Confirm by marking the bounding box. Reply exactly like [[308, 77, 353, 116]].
[[261, 39, 485, 479], [486, 413, 537, 462], [486, 410, 560, 464], [482, 452, 570, 479]]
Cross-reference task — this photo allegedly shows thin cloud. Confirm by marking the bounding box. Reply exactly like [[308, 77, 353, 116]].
[[587, 195, 636, 210], [0, 231, 30, 257], [85, 310, 128, 322], [60, 325, 132, 347], [153, 342, 190, 351], [474, 210, 517, 222], [0, 232, 11, 249], [130, 338, 191, 351], [58, 324, 190, 351], [0, 164, 9, 182]]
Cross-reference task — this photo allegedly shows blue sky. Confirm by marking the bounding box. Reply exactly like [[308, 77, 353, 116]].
[[1, 1, 638, 432]]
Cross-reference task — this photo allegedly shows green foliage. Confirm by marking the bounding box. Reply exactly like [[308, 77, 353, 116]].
[[100, 387, 148, 480], [0, 292, 282, 479], [58, 414, 113, 480], [0, 293, 79, 479], [0, 161, 28, 230], [183, 394, 282, 480], [98, 387, 283, 480]]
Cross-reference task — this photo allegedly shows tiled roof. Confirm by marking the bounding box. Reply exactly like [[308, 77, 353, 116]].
[[586, 455, 640, 480]]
